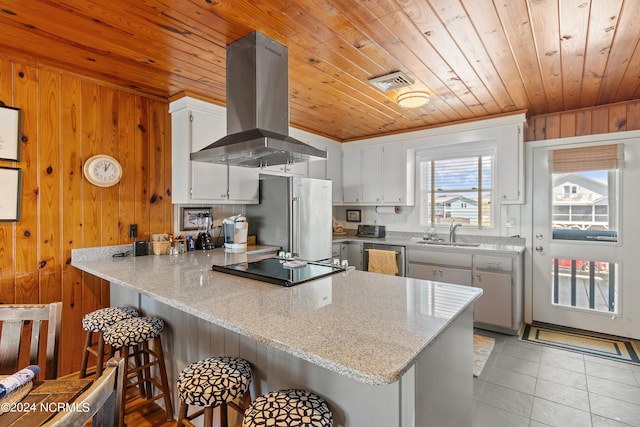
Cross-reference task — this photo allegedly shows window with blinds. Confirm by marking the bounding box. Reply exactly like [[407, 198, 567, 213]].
[[418, 150, 494, 228], [550, 144, 622, 242]]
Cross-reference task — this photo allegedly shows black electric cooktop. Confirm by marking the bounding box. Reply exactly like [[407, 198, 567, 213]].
[[212, 257, 342, 287]]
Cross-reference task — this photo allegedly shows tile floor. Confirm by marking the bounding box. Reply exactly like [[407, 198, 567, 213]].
[[473, 329, 640, 427]]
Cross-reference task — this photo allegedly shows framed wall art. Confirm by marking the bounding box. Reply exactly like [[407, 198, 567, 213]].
[[181, 207, 212, 231], [346, 209, 361, 222], [0, 105, 22, 161], [0, 167, 22, 221]]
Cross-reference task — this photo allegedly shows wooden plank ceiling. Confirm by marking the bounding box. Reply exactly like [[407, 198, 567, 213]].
[[1, 0, 639, 142]]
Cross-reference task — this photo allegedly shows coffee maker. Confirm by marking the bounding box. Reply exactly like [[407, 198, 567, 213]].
[[223, 214, 248, 252], [195, 212, 215, 250]]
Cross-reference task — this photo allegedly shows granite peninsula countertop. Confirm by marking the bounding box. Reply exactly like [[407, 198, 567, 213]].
[[71, 245, 482, 385]]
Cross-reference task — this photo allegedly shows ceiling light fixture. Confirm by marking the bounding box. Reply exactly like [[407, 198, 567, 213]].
[[397, 91, 431, 108]]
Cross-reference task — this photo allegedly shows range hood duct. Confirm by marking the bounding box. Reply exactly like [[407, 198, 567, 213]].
[[191, 31, 326, 167]]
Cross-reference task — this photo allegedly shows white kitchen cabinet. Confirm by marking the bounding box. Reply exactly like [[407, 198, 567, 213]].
[[361, 145, 383, 203], [341, 143, 414, 205], [473, 270, 513, 328], [382, 144, 415, 205], [325, 143, 343, 203], [261, 161, 308, 176], [408, 263, 473, 285], [341, 147, 363, 203], [333, 241, 363, 270], [407, 247, 523, 334], [346, 241, 363, 270], [406, 248, 473, 285], [170, 97, 258, 204], [497, 124, 524, 204], [472, 253, 522, 334]]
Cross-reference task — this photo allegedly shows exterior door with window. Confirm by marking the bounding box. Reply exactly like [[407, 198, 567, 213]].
[[531, 140, 639, 339]]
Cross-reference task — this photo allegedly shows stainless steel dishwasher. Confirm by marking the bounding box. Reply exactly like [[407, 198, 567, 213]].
[[363, 243, 406, 276]]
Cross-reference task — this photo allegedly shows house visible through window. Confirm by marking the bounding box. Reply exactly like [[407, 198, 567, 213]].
[[418, 149, 494, 228], [550, 144, 622, 242]]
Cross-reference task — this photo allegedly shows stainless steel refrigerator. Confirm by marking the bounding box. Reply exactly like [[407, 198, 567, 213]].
[[246, 175, 332, 261]]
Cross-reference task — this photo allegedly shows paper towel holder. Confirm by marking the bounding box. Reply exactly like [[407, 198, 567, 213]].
[[375, 206, 400, 214]]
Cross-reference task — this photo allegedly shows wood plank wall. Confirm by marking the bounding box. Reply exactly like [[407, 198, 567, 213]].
[[0, 59, 172, 377], [524, 99, 640, 141]]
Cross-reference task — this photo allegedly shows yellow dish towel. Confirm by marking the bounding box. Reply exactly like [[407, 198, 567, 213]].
[[367, 249, 398, 275]]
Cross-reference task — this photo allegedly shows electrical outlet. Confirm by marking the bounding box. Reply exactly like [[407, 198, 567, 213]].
[[129, 224, 138, 238]]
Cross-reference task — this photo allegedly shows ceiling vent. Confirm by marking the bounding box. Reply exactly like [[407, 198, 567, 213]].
[[368, 71, 415, 92]]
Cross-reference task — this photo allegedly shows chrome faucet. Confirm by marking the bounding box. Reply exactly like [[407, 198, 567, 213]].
[[449, 222, 461, 243]]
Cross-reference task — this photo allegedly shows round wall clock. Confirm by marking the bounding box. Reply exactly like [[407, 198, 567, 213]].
[[83, 154, 123, 187]]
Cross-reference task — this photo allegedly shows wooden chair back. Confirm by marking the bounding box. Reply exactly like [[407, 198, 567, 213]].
[[0, 302, 62, 379], [43, 357, 126, 427]]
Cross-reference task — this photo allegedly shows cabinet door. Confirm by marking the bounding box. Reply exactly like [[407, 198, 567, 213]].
[[408, 263, 473, 285], [191, 162, 228, 200], [473, 271, 513, 328], [498, 124, 524, 204], [325, 144, 343, 203], [346, 242, 363, 270], [382, 145, 410, 204], [190, 110, 229, 201], [228, 166, 259, 202], [261, 162, 308, 176], [362, 146, 383, 203], [342, 148, 362, 203]]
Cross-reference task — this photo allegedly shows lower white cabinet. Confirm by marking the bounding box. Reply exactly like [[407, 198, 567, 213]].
[[473, 270, 513, 328], [333, 241, 363, 270], [407, 263, 473, 285], [407, 247, 523, 334]]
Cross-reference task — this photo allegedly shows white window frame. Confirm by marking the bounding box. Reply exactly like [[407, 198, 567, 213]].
[[417, 145, 497, 230]]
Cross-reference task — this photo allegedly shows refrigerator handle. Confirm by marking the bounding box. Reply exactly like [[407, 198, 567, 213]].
[[292, 196, 300, 256]]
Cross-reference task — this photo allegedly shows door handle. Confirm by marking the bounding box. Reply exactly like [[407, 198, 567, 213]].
[[535, 246, 543, 252]]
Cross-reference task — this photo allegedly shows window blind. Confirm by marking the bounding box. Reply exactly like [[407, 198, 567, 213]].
[[551, 144, 624, 173]]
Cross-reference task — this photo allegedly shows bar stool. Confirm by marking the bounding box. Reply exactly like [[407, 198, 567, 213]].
[[176, 356, 252, 427], [243, 389, 333, 427], [79, 306, 139, 378], [103, 316, 173, 420]]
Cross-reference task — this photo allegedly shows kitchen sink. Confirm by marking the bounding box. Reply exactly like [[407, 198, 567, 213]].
[[415, 241, 480, 248]]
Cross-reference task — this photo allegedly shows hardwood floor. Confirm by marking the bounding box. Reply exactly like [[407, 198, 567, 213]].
[[123, 399, 175, 427]]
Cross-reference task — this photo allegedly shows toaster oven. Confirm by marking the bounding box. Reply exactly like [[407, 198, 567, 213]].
[[356, 224, 386, 238]]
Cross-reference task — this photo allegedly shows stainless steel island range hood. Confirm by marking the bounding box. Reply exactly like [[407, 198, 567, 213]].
[[191, 31, 326, 167]]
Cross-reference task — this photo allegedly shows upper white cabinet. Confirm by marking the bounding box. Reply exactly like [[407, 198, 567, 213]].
[[382, 144, 415, 205], [170, 97, 258, 204], [361, 145, 383, 203], [341, 143, 414, 205], [497, 124, 524, 204], [260, 162, 308, 176], [342, 147, 363, 203]]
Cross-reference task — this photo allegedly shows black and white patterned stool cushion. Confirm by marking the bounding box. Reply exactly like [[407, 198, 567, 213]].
[[177, 356, 252, 407], [242, 389, 333, 427], [102, 317, 164, 348], [82, 306, 139, 332]]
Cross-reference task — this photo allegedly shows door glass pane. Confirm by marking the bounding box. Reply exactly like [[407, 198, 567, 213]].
[[551, 258, 618, 314], [551, 170, 619, 242]]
